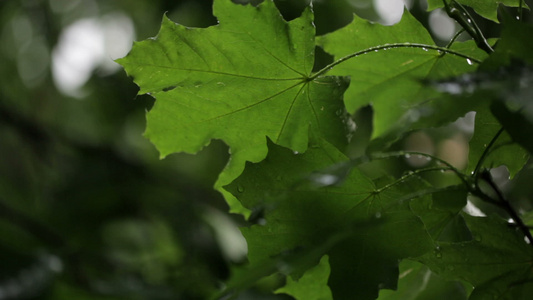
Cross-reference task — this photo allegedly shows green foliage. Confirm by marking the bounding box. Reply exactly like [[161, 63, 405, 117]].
[[275, 255, 333, 300], [118, 0, 350, 214], [427, 0, 526, 23], [119, 0, 533, 299], [417, 215, 533, 299]]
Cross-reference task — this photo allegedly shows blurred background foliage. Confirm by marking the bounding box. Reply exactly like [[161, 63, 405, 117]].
[[0, 0, 532, 299]]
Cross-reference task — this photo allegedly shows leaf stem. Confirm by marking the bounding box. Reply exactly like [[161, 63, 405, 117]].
[[369, 151, 470, 186], [476, 170, 533, 246], [374, 166, 455, 194], [310, 43, 481, 80], [446, 28, 466, 49], [472, 127, 504, 177], [443, 0, 494, 54], [392, 185, 464, 205]]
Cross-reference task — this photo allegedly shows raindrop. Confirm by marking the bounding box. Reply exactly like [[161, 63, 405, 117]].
[[422, 47, 428, 51], [466, 58, 473, 65], [216, 82, 225, 86], [293, 151, 299, 155], [434, 247, 442, 258], [237, 185, 245, 193], [516, 16, 521, 20], [467, 19, 472, 24], [404, 154, 411, 159], [525, 236, 531, 244], [375, 212, 382, 219]]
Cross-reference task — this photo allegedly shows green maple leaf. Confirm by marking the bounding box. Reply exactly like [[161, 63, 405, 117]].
[[411, 187, 472, 243], [427, 0, 527, 23], [117, 0, 350, 214], [226, 138, 433, 300], [377, 260, 468, 300], [275, 255, 333, 300], [317, 11, 486, 139], [417, 215, 533, 299], [468, 105, 528, 178]]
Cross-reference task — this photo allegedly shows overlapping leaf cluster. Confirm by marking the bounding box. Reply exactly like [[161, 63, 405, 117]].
[[119, 0, 533, 299]]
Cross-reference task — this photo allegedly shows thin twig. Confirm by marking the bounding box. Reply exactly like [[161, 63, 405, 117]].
[[478, 171, 533, 247], [443, 0, 494, 54], [473, 127, 505, 177], [446, 28, 466, 49]]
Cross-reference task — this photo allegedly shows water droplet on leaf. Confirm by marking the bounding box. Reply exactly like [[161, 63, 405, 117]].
[[237, 185, 245, 193], [466, 58, 473, 65], [434, 246, 442, 258]]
